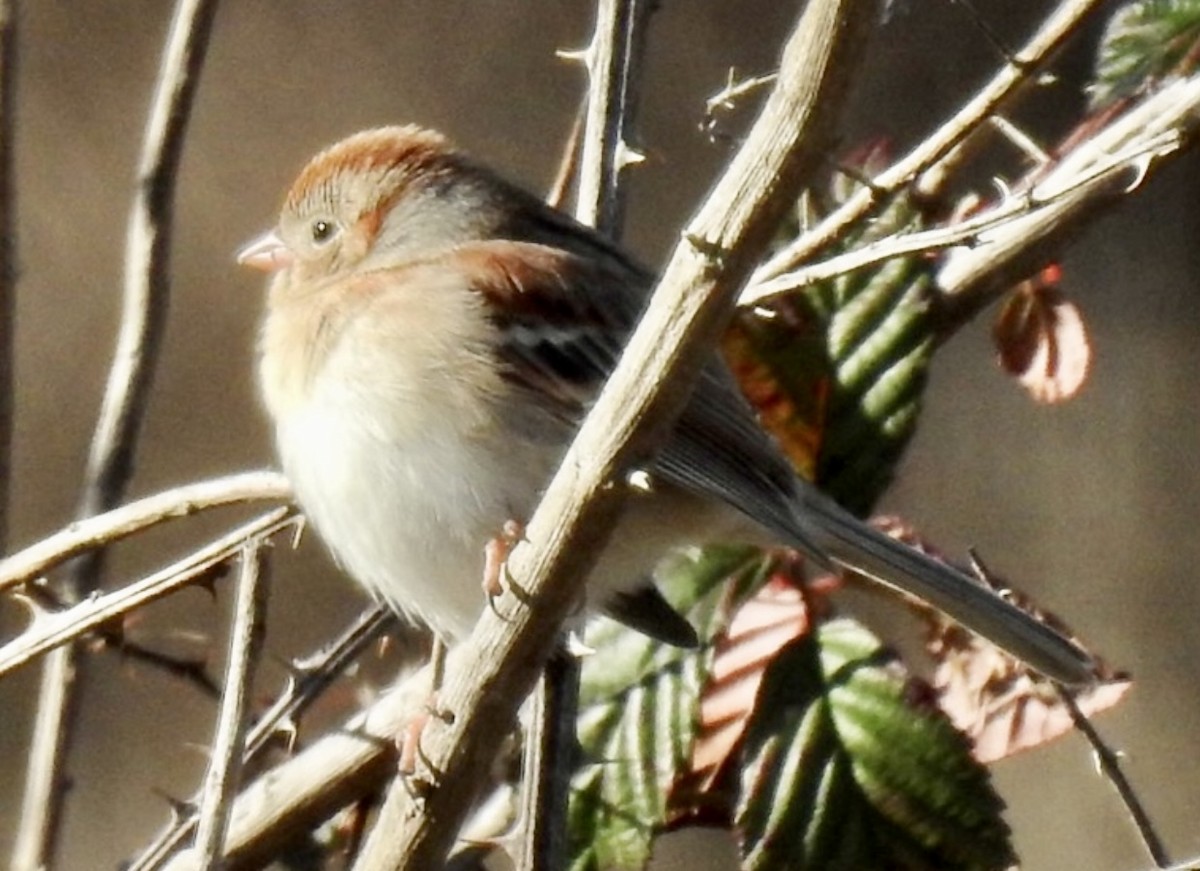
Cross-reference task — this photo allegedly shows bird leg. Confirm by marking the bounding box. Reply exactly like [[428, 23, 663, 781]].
[[483, 518, 527, 610], [395, 637, 454, 783]]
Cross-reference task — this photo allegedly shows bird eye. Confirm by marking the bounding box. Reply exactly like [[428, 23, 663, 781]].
[[311, 219, 336, 244]]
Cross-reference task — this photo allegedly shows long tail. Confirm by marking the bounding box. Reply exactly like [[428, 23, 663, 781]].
[[792, 491, 1095, 685]]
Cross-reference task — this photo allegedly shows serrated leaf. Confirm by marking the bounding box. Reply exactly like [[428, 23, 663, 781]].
[[729, 168, 935, 515], [569, 546, 771, 871], [933, 623, 1133, 764], [680, 562, 821, 812], [737, 619, 1015, 871], [1091, 0, 1200, 108]]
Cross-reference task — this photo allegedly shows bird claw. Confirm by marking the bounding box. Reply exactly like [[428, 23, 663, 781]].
[[482, 519, 527, 611], [395, 691, 455, 809]]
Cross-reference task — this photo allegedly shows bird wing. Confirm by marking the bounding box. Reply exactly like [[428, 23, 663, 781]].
[[448, 239, 813, 547]]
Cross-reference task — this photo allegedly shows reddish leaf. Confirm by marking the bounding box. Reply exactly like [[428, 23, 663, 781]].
[[993, 266, 1092, 404], [929, 602, 1130, 764], [723, 316, 828, 483], [673, 555, 838, 819], [870, 517, 1131, 762]]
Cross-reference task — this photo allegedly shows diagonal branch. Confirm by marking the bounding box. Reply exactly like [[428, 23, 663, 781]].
[[128, 605, 396, 871], [0, 470, 290, 594], [749, 0, 1108, 287], [0, 471, 286, 693], [738, 128, 1182, 308], [935, 73, 1200, 326], [0, 508, 296, 679], [352, 2, 882, 868]]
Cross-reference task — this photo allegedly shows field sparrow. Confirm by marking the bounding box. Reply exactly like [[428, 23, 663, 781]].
[[239, 125, 1094, 685]]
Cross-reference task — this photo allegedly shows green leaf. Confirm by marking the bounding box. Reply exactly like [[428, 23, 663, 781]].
[[568, 546, 771, 871], [729, 175, 935, 516], [737, 619, 1014, 871], [1091, 0, 1200, 108]]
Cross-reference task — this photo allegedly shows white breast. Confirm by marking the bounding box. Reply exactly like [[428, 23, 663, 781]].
[[261, 280, 558, 640], [276, 377, 553, 639]]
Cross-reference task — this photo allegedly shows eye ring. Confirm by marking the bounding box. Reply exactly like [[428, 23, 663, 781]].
[[311, 219, 336, 244]]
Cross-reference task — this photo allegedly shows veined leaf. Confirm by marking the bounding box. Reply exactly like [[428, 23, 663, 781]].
[[737, 619, 1015, 871], [569, 546, 772, 871]]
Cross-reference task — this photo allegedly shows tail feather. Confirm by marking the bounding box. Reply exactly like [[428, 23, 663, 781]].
[[794, 491, 1095, 685]]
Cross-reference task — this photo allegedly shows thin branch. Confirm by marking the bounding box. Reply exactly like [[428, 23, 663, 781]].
[[353, 2, 881, 868], [193, 544, 271, 869], [739, 129, 1181, 307], [0, 470, 290, 595], [573, 0, 653, 238], [0, 508, 296, 679], [1058, 687, 1170, 868], [77, 0, 219, 530], [159, 656, 427, 871], [546, 104, 585, 211], [14, 4, 220, 865], [701, 68, 777, 143], [0, 0, 17, 552], [13, 649, 76, 871], [516, 653, 579, 871], [128, 605, 396, 871], [937, 73, 1200, 327], [512, 4, 654, 870], [750, 0, 1107, 286]]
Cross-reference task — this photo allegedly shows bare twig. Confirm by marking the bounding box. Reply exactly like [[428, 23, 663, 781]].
[[78, 0, 219, 529], [546, 105, 585, 211], [13, 4, 220, 866], [512, 4, 655, 870], [194, 544, 270, 868], [574, 0, 653, 238], [937, 74, 1200, 326], [516, 653, 579, 871], [0, 0, 17, 552], [739, 129, 1181, 308], [129, 605, 396, 871], [750, 0, 1107, 286], [159, 657, 426, 871], [0, 508, 296, 679], [352, 2, 881, 868], [0, 470, 290, 595], [1058, 687, 1170, 868], [702, 69, 777, 140]]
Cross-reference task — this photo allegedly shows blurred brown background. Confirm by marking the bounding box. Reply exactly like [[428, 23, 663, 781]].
[[1, 2, 1198, 868]]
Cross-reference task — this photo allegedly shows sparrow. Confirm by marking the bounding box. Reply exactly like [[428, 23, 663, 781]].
[[238, 125, 1094, 685]]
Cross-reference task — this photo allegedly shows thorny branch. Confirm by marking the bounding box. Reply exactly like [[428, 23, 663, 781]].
[[193, 544, 270, 868], [0, 470, 290, 594], [739, 129, 1182, 308], [750, 0, 1109, 287], [573, 0, 652, 239], [128, 605, 396, 871], [0, 508, 297, 679], [1059, 687, 1170, 868], [937, 73, 1200, 325], [516, 3, 654, 870], [13, 3, 219, 869]]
